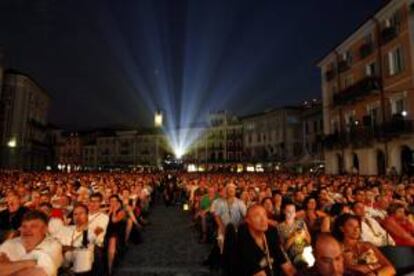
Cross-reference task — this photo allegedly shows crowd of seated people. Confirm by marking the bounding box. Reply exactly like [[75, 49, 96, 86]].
[[0, 170, 413, 276], [187, 172, 414, 275], [0, 171, 155, 276]]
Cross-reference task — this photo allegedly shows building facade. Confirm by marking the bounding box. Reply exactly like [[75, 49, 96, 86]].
[[318, 0, 414, 175], [0, 70, 52, 170], [300, 100, 324, 163], [241, 107, 303, 163]]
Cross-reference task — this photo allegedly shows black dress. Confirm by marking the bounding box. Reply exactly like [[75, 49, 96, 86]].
[[106, 209, 126, 240]]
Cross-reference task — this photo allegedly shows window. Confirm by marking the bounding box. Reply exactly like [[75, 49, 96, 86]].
[[388, 47, 404, 76], [385, 9, 402, 28], [396, 98, 405, 113], [344, 75, 354, 88], [365, 62, 376, 76], [342, 51, 352, 64], [368, 105, 381, 126]]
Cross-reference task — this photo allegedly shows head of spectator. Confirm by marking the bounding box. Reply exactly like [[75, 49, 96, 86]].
[[388, 203, 407, 221], [39, 192, 51, 205], [88, 192, 103, 214], [73, 204, 88, 229], [261, 197, 274, 218], [353, 189, 365, 203], [282, 200, 296, 223], [109, 195, 123, 213], [19, 210, 49, 250], [312, 233, 344, 276], [6, 193, 21, 213], [225, 183, 237, 200], [351, 201, 365, 219], [375, 195, 390, 211], [38, 202, 53, 217], [294, 190, 305, 206], [245, 204, 268, 233], [207, 186, 215, 199], [304, 196, 318, 212], [273, 191, 282, 210], [333, 214, 361, 242], [395, 184, 406, 198]]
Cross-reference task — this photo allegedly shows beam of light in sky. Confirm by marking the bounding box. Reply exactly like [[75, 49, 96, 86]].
[[98, 0, 284, 158]]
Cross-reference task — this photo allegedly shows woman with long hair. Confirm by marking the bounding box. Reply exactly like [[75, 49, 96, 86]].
[[106, 195, 126, 275]]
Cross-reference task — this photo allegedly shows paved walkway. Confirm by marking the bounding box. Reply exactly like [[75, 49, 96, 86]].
[[115, 203, 213, 276]]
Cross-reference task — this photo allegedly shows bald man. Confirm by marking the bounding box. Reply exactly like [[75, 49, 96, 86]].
[[300, 233, 345, 276], [236, 204, 295, 276]]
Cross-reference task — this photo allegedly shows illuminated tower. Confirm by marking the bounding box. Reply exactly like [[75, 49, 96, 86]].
[[154, 110, 163, 128]]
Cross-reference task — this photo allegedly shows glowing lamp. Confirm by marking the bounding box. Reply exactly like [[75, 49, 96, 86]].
[[7, 138, 16, 148], [183, 203, 189, 211], [402, 110, 408, 117]]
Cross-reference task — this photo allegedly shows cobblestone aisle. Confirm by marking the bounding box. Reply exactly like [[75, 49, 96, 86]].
[[115, 204, 213, 276]]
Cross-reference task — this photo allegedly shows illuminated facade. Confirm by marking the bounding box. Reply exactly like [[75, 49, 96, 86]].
[[318, 0, 414, 175], [241, 107, 303, 163], [0, 70, 52, 170]]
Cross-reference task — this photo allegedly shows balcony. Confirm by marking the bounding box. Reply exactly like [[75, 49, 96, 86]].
[[381, 26, 398, 45], [380, 118, 414, 138], [323, 132, 348, 150], [333, 77, 380, 106], [338, 61, 350, 73], [359, 43, 374, 59], [325, 69, 336, 82], [324, 120, 414, 150]]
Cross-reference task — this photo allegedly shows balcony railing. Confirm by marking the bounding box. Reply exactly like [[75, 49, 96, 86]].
[[359, 43, 374, 59], [381, 26, 398, 45], [333, 77, 380, 106], [380, 119, 414, 138], [324, 120, 414, 150]]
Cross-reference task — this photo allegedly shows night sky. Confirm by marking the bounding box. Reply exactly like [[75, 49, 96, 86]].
[[0, 0, 382, 129]]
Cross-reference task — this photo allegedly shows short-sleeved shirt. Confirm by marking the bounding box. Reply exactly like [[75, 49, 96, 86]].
[[200, 195, 218, 211], [212, 198, 246, 227], [0, 236, 63, 276], [236, 225, 289, 276]]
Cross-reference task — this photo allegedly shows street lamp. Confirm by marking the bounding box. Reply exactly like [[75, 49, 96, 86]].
[[7, 138, 16, 148]]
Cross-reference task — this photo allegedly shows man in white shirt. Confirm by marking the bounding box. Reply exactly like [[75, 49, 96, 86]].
[[352, 201, 395, 247], [87, 193, 109, 248], [54, 204, 99, 274], [0, 210, 63, 276]]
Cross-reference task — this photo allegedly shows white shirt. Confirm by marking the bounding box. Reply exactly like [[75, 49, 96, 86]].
[[0, 236, 63, 276], [54, 225, 98, 248], [365, 206, 387, 220], [48, 217, 64, 237], [88, 212, 109, 247], [361, 216, 395, 247]]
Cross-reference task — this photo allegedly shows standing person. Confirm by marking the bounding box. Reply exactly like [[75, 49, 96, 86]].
[[197, 187, 218, 243], [212, 183, 246, 274], [236, 204, 296, 276], [213, 183, 247, 248], [106, 195, 126, 275], [0, 210, 63, 276]]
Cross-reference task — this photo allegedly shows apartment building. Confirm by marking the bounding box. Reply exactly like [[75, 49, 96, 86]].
[[318, 0, 414, 175]]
